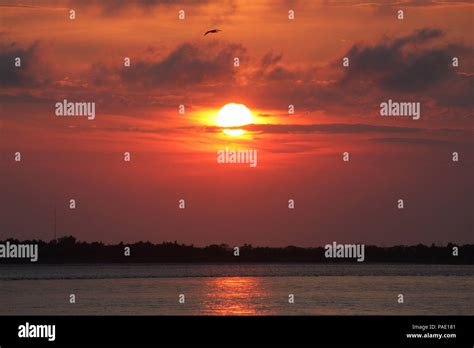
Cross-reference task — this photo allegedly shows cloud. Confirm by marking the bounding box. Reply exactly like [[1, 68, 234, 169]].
[[369, 137, 470, 146], [0, 93, 52, 104], [260, 51, 284, 69], [1, 23, 470, 155], [345, 0, 474, 10], [272, 27, 474, 114], [0, 42, 49, 88], [207, 123, 422, 135], [2, 27, 471, 120], [341, 28, 457, 91], [66, 0, 209, 15], [120, 42, 246, 89], [225, 27, 472, 117]]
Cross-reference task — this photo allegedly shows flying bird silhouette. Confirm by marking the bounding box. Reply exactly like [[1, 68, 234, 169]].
[[204, 29, 222, 36]]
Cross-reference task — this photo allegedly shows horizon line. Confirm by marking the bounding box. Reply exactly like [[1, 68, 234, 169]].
[[1, 236, 472, 249]]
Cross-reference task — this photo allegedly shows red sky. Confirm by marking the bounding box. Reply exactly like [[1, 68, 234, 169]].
[[0, 0, 473, 246]]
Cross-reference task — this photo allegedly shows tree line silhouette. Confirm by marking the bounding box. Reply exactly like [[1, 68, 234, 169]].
[[1, 236, 472, 264]]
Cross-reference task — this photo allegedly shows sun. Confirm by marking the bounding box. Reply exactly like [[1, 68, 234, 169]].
[[217, 103, 253, 136]]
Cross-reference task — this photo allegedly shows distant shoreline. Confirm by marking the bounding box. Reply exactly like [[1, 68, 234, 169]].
[[1, 261, 474, 265], [1, 236, 473, 264]]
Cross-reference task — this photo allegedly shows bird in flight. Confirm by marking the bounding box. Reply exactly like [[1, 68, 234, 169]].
[[204, 29, 222, 36]]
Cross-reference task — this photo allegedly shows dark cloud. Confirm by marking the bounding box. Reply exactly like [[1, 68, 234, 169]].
[[255, 51, 300, 82], [120, 42, 246, 89], [266, 66, 298, 81], [261, 51, 283, 69], [0, 42, 47, 88], [341, 28, 457, 91], [227, 50, 299, 88], [381, 50, 463, 92], [394, 28, 443, 46], [300, 27, 474, 114]]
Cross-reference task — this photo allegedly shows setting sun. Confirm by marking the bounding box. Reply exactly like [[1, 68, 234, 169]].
[[217, 103, 253, 136]]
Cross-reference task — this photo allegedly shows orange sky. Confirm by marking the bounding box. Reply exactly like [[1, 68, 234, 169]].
[[0, 0, 473, 246]]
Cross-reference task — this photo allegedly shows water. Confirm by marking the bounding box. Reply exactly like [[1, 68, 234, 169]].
[[0, 264, 473, 315]]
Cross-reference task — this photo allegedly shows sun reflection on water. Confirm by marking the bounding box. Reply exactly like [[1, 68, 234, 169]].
[[203, 277, 269, 315]]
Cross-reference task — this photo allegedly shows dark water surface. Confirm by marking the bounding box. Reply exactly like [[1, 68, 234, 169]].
[[1, 264, 472, 315]]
